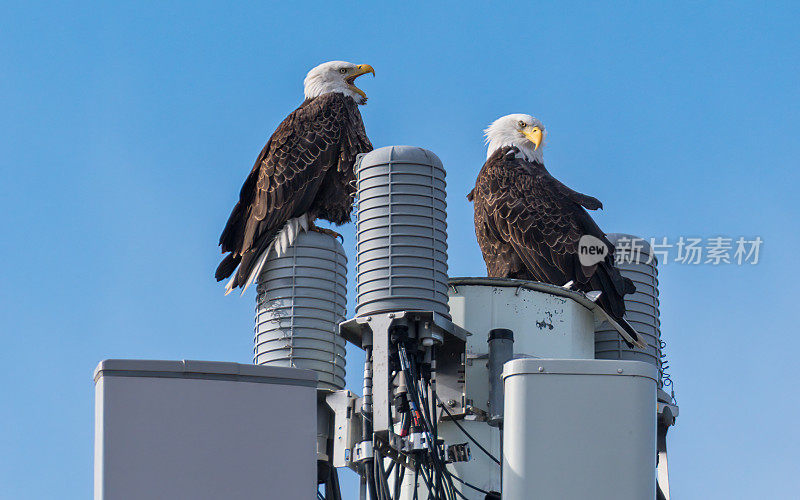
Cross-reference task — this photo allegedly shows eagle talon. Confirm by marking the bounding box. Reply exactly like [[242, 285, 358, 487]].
[[310, 224, 343, 242]]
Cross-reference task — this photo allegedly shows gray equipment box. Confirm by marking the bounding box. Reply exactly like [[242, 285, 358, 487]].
[[94, 359, 317, 500], [502, 358, 657, 500]]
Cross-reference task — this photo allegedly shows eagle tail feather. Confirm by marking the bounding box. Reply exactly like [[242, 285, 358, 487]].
[[623, 276, 636, 295], [219, 201, 246, 251], [215, 254, 241, 282], [224, 275, 237, 296], [240, 242, 273, 295], [240, 215, 308, 295], [619, 317, 647, 349]]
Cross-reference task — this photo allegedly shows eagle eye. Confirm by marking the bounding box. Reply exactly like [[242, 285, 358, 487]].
[[339, 68, 348, 74], [518, 120, 526, 128]]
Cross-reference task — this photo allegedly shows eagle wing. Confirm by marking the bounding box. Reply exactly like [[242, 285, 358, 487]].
[[217, 93, 368, 287], [474, 147, 632, 315], [475, 145, 642, 346]]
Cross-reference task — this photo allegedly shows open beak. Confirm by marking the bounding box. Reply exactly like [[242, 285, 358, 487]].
[[346, 64, 375, 100], [522, 126, 543, 151]]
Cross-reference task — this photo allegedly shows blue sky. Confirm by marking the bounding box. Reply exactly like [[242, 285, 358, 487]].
[[2, 2, 798, 498]]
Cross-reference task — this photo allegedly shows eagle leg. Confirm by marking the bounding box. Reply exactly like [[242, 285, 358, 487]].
[[585, 290, 603, 302], [309, 220, 343, 242]]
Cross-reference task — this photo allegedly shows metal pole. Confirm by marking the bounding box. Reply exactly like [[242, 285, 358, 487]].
[[487, 328, 514, 427]]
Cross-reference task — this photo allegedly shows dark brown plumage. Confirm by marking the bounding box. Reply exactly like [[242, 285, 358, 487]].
[[216, 92, 372, 290], [469, 146, 642, 346]]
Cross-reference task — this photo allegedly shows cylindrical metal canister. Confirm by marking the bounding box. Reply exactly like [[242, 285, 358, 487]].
[[594, 233, 663, 385], [254, 231, 347, 391], [487, 328, 514, 427], [354, 146, 449, 318]]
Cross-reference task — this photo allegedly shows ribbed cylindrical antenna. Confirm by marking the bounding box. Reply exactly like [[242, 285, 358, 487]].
[[254, 231, 347, 391], [354, 146, 449, 318], [594, 233, 662, 385]]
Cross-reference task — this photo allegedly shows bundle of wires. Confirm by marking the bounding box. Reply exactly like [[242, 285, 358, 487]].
[[366, 341, 466, 500], [398, 343, 458, 500], [362, 337, 500, 500]]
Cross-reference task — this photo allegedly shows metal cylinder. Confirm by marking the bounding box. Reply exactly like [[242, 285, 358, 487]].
[[254, 231, 348, 391], [487, 328, 514, 427], [448, 279, 596, 361], [354, 146, 449, 318], [594, 233, 662, 385]]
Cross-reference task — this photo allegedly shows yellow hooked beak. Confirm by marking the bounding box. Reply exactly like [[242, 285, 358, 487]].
[[522, 126, 543, 151], [346, 64, 375, 99]]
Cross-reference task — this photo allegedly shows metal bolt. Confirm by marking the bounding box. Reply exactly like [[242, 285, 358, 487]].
[[617, 368, 623, 374], [448, 399, 457, 407], [538, 366, 544, 372]]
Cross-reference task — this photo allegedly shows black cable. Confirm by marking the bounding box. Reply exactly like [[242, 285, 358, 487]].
[[405, 352, 451, 500], [415, 379, 440, 497], [376, 450, 392, 500], [441, 462, 458, 500], [436, 393, 501, 466], [448, 484, 469, 500], [412, 371, 455, 500], [423, 383, 453, 500], [419, 463, 435, 497], [373, 456, 381, 500], [393, 462, 405, 500], [413, 467, 419, 500], [397, 342, 464, 500], [425, 386, 456, 499], [422, 376, 458, 500], [398, 350, 434, 452], [446, 470, 491, 495], [365, 459, 378, 500]]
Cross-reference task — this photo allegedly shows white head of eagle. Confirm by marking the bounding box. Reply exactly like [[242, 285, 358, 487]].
[[485, 113, 547, 164], [304, 61, 375, 105]]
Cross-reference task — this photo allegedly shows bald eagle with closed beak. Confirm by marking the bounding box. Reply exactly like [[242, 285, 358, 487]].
[[469, 114, 645, 347], [216, 61, 374, 294]]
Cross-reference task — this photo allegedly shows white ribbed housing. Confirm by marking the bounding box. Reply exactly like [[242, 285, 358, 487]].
[[594, 233, 662, 384], [354, 146, 449, 318], [254, 231, 347, 391]]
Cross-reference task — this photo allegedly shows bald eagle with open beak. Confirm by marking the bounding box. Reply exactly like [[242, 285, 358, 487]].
[[469, 114, 645, 347], [216, 61, 374, 294]]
